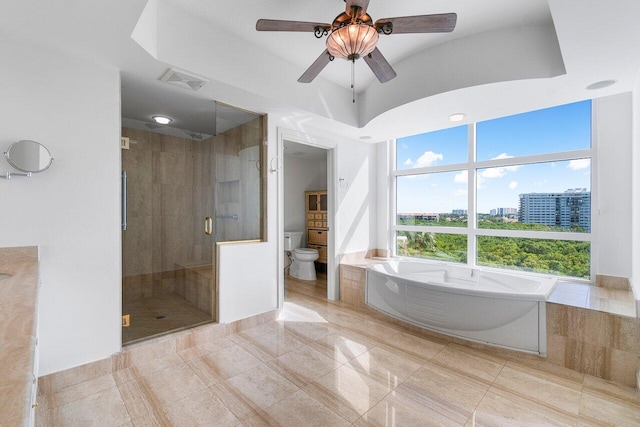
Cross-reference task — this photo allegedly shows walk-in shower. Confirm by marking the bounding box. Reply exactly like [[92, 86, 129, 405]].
[[120, 79, 265, 344]]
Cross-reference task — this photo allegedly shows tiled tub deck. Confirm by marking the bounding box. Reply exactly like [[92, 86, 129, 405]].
[[340, 262, 640, 389]]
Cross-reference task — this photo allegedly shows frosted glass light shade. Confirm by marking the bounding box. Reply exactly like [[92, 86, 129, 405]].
[[326, 24, 378, 60]]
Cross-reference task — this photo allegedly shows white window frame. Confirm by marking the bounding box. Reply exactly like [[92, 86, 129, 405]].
[[391, 103, 596, 282]]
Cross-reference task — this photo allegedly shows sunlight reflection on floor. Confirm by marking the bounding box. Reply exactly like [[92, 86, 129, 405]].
[[279, 302, 329, 323]]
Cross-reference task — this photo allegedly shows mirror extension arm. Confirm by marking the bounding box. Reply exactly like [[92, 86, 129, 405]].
[[2, 171, 32, 180]]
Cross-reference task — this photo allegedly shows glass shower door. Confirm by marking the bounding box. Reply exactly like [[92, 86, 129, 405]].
[[121, 128, 215, 344]]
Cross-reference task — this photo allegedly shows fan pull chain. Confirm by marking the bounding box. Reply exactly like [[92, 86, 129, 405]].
[[351, 58, 356, 103]]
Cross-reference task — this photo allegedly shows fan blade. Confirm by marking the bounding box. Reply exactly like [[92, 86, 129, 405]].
[[346, 0, 370, 18], [375, 13, 457, 34], [363, 48, 397, 83], [256, 19, 331, 32], [298, 50, 333, 83]]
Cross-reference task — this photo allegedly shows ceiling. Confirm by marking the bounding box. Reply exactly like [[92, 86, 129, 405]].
[[2, 0, 639, 142], [163, 0, 552, 91]]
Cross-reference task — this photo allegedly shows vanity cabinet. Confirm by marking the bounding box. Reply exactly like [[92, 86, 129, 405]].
[[305, 190, 327, 264]]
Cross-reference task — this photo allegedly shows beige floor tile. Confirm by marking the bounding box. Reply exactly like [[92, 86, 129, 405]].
[[35, 283, 640, 427], [307, 330, 381, 364], [355, 389, 464, 427], [208, 382, 264, 422], [131, 353, 185, 377], [348, 318, 402, 341], [259, 389, 350, 427], [345, 346, 424, 388], [224, 364, 299, 413], [187, 344, 263, 385], [177, 336, 235, 360], [396, 362, 489, 424], [507, 354, 585, 384], [237, 324, 306, 361], [304, 364, 392, 422], [582, 374, 640, 408], [431, 345, 505, 383], [380, 331, 447, 361], [272, 319, 339, 343], [578, 391, 640, 426], [118, 379, 156, 420], [50, 386, 130, 427], [161, 388, 242, 426], [50, 373, 116, 408], [468, 390, 577, 426], [266, 344, 342, 387], [492, 365, 582, 414], [137, 362, 207, 407]]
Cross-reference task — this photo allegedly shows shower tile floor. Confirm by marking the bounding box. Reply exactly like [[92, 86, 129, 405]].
[[122, 295, 212, 343], [37, 279, 640, 426]]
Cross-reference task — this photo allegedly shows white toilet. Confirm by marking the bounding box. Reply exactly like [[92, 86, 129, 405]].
[[284, 231, 319, 281]]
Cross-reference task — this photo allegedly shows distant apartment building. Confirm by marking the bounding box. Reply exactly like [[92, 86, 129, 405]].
[[490, 207, 518, 216], [452, 209, 467, 215], [518, 188, 591, 231], [397, 213, 440, 223]]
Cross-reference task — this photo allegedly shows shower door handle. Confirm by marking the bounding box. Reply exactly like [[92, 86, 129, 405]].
[[204, 217, 213, 235], [121, 171, 127, 231]]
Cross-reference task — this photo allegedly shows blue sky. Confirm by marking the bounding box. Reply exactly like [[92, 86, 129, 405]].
[[396, 101, 592, 214]]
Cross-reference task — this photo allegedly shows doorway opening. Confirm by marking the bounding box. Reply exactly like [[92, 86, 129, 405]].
[[283, 140, 330, 301]]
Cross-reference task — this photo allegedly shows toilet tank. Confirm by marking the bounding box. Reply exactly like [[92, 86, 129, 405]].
[[284, 231, 303, 250]]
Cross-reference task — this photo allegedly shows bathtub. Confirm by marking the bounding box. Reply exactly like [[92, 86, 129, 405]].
[[366, 261, 557, 354]]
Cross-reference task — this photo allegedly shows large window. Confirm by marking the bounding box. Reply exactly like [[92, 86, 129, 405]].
[[393, 100, 593, 279]]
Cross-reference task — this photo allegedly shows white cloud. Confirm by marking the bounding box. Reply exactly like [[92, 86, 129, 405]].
[[401, 143, 408, 149], [403, 158, 413, 166], [454, 170, 468, 183], [568, 159, 591, 170], [509, 181, 518, 190], [414, 151, 443, 168], [480, 153, 520, 179], [453, 189, 467, 197]]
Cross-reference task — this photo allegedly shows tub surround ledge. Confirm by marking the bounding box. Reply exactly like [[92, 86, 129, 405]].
[[339, 260, 640, 389], [0, 246, 39, 426]]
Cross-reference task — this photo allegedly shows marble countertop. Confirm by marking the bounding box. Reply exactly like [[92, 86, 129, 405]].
[[0, 246, 39, 426]]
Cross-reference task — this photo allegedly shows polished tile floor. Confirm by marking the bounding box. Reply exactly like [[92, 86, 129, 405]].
[[122, 295, 212, 343], [36, 277, 640, 426]]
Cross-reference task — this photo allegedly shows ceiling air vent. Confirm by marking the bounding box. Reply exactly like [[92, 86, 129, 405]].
[[159, 68, 208, 91]]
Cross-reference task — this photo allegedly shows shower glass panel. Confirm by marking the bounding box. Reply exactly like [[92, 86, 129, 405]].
[[121, 95, 265, 345]]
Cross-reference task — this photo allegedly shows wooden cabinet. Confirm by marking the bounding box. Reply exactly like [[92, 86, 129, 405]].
[[305, 190, 328, 264]]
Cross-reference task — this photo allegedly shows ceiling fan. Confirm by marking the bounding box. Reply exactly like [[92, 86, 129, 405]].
[[256, 0, 457, 86]]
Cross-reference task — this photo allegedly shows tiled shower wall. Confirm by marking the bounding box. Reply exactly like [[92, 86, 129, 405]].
[[121, 128, 214, 302]]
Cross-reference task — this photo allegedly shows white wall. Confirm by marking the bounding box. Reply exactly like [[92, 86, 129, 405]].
[[632, 79, 640, 311], [0, 40, 122, 375], [283, 153, 327, 247], [595, 93, 633, 278], [334, 140, 378, 256]]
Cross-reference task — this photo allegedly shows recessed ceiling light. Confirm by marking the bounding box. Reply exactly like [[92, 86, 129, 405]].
[[586, 80, 617, 90], [360, 136, 372, 140], [152, 115, 172, 125], [449, 113, 467, 122]]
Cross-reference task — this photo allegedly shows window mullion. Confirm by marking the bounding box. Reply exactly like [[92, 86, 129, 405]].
[[467, 123, 477, 268]]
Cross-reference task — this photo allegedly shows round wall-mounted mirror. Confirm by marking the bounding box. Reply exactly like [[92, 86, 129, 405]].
[[4, 140, 54, 173]]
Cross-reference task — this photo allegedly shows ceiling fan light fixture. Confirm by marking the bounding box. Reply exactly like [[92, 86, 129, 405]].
[[327, 24, 378, 60]]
